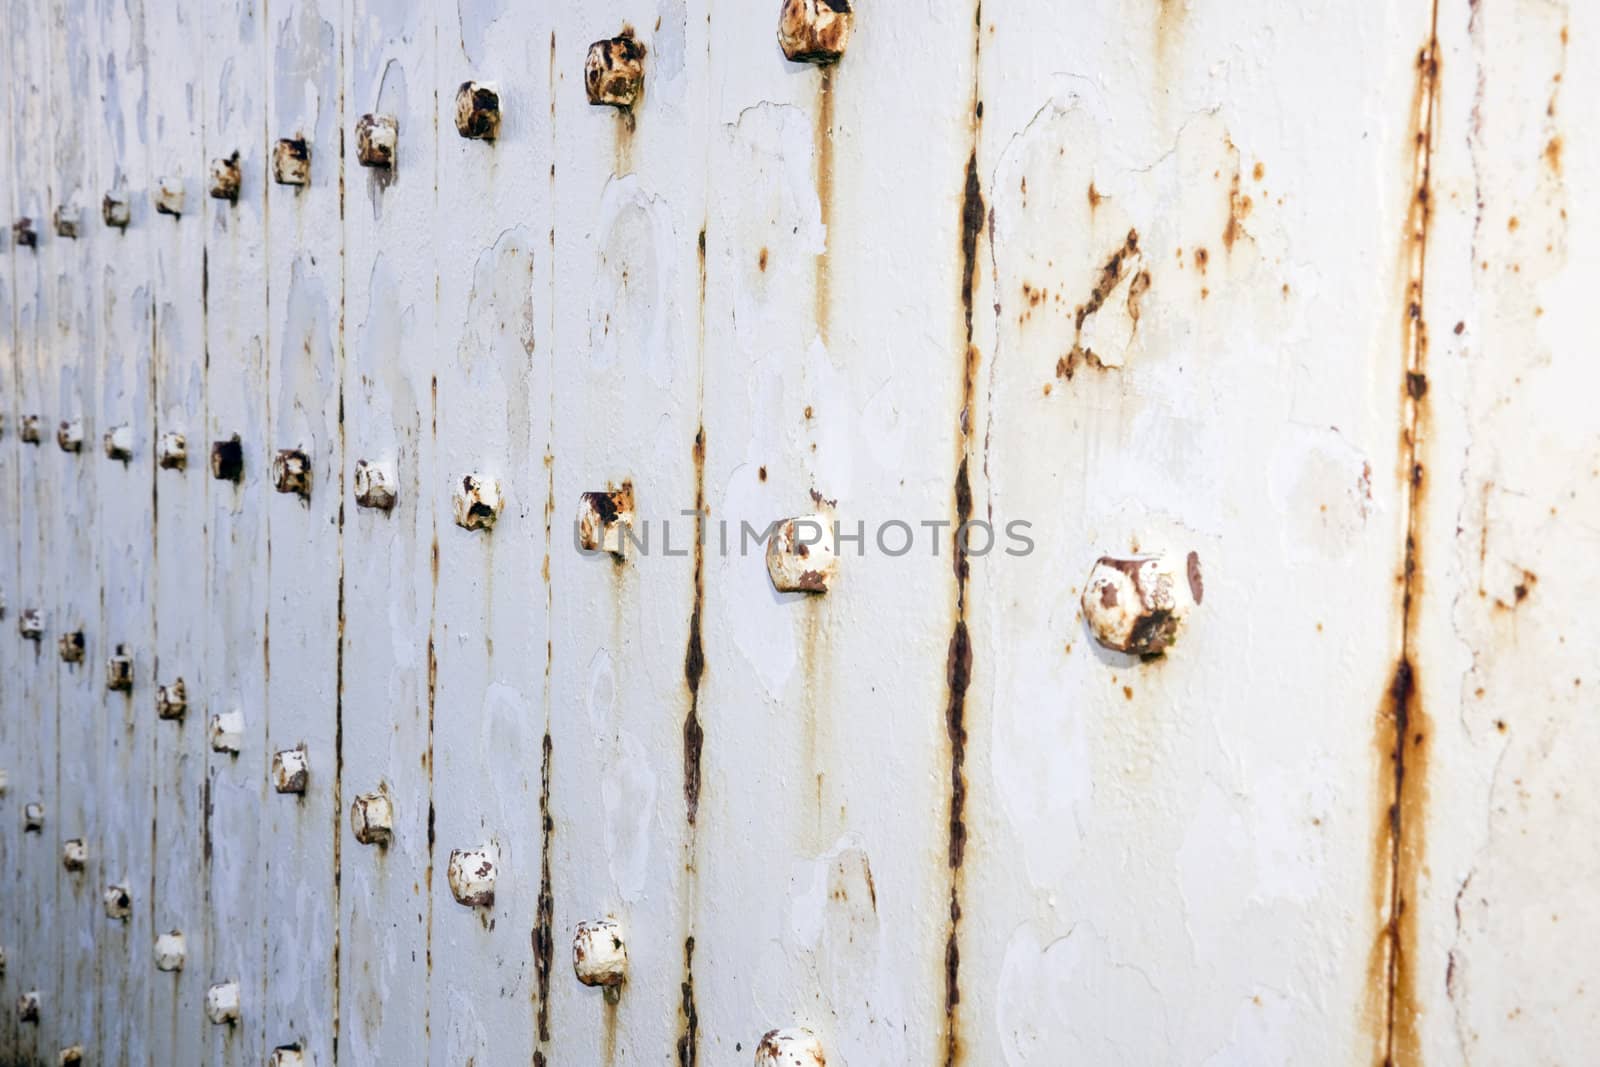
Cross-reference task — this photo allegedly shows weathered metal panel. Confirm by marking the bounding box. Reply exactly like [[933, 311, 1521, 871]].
[[0, 0, 22, 1057]]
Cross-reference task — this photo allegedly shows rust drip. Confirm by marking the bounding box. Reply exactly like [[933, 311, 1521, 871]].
[[683, 426, 707, 823], [533, 731, 555, 1044], [815, 66, 836, 346], [676, 936, 699, 1067]]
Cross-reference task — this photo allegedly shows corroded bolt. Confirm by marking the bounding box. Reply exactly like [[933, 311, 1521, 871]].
[[59, 1045, 84, 1066], [353, 460, 396, 510], [53, 205, 80, 239], [447, 844, 497, 907], [1081, 551, 1203, 656], [271, 747, 309, 794], [58, 630, 85, 663], [56, 419, 84, 452], [13, 217, 37, 248], [156, 678, 187, 720], [454, 81, 501, 140], [17, 990, 40, 1023], [154, 176, 185, 217], [572, 920, 627, 1002], [452, 474, 502, 531], [269, 1046, 306, 1067], [154, 931, 186, 972], [19, 414, 42, 444], [62, 839, 88, 872], [19, 608, 44, 639], [350, 790, 393, 846], [577, 487, 634, 556], [765, 514, 838, 594], [157, 430, 188, 470], [210, 435, 243, 482], [778, 0, 854, 64], [209, 710, 244, 754], [585, 31, 645, 108], [106, 645, 134, 692], [755, 1027, 826, 1067], [209, 153, 241, 201], [103, 884, 132, 920], [356, 113, 398, 167], [205, 981, 241, 1025], [102, 192, 131, 228], [272, 448, 311, 498], [23, 803, 45, 832], [272, 138, 311, 185], [104, 424, 134, 461]]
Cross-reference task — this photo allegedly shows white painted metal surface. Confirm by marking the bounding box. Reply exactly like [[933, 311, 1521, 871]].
[[2, 2, 1598, 1065]]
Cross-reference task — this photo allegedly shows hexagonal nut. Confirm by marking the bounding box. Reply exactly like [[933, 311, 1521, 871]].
[[765, 514, 838, 594], [271, 747, 309, 794], [447, 844, 497, 908], [205, 981, 241, 1025], [272, 138, 311, 185], [60, 1044, 84, 1066], [104, 424, 134, 461], [58, 630, 85, 663], [209, 710, 245, 754], [572, 919, 628, 989], [13, 217, 37, 248], [157, 430, 188, 470], [53, 204, 81, 239], [585, 32, 646, 108], [209, 153, 241, 201], [23, 803, 45, 832], [106, 646, 135, 692], [154, 176, 185, 217], [210, 435, 244, 482], [353, 460, 397, 511], [102, 192, 131, 229], [269, 1045, 306, 1067], [351, 790, 393, 846], [56, 419, 84, 452], [103, 883, 133, 920], [778, 0, 854, 64], [19, 414, 42, 444], [17, 990, 40, 1023], [452, 474, 503, 531], [1081, 551, 1203, 656], [454, 81, 501, 140], [156, 678, 187, 721], [577, 487, 635, 556], [272, 448, 311, 498], [356, 113, 398, 167], [19, 608, 44, 639], [154, 931, 186, 972], [62, 838, 88, 872], [755, 1027, 826, 1067]]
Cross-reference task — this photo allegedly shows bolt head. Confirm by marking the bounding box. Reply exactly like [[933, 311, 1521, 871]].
[[154, 931, 186, 972], [353, 459, 397, 511], [447, 844, 498, 908], [577, 487, 635, 556], [56, 419, 84, 452], [205, 981, 241, 1025], [209, 710, 245, 754], [104, 424, 135, 461], [19, 607, 44, 639], [1081, 551, 1203, 656], [585, 33, 646, 108], [210, 436, 244, 482], [59, 1044, 84, 1066], [209, 153, 241, 200], [778, 0, 853, 64], [17, 990, 40, 1023], [53, 204, 80, 239], [755, 1027, 826, 1066], [356, 113, 398, 167], [452, 474, 503, 531], [271, 748, 309, 794], [765, 514, 838, 594], [62, 838, 88, 871], [269, 1046, 306, 1067], [13, 217, 37, 248], [157, 431, 188, 470], [153, 176, 185, 217], [57, 630, 86, 663], [350, 790, 393, 846], [572, 920, 628, 989], [23, 803, 44, 832], [102, 193, 131, 228], [156, 678, 187, 721], [103, 884, 133, 920], [19, 414, 42, 444], [454, 81, 501, 140], [272, 448, 312, 498], [272, 138, 311, 185], [106, 647, 135, 691]]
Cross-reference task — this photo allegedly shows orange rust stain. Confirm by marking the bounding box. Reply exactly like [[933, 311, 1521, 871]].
[[1253, 161, 1266, 181], [758, 246, 769, 272], [1544, 136, 1563, 175], [1087, 182, 1105, 210], [1055, 229, 1144, 380], [815, 65, 836, 346]]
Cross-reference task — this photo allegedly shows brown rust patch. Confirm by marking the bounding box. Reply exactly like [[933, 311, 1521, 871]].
[[533, 731, 555, 1044], [815, 65, 837, 346], [683, 427, 707, 824], [676, 936, 699, 1067], [1055, 229, 1145, 380]]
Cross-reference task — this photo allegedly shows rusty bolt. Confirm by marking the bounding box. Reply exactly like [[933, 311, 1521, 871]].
[[156, 678, 187, 721], [447, 843, 497, 908], [102, 192, 131, 229], [103, 884, 132, 920], [104, 424, 134, 461], [572, 920, 627, 1001], [59, 1045, 84, 1066], [154, 176, 185, 217], [19, 414, 42, 444], [157, 431, 188, 470], [154, 931, 186, 972], [17, 990, 40, 1023], [585, 32, 646, 108], [351, 790, 393, 846], [205, 981, 241, 1025], [765, 514, 838, 594], [13, 217, 37, 248], [209, 710, 244, 754], [271, 747, 309, 794], [577, 487, 635, 556], [1082, 551, 1203, 656], [272, 138, 311, 186], [23, 803, 44, 832], [778, 0, 853, 64], [454, 82, 501, 140], [210, 435, 244, 482], [452, 474, 503, 531], [56, 419, 84, 452], [353, 460, 396, 511], [356, 113, 398, 167], [19, 608, 44, 640], [209, 153, 241, 201], [272, 448, 311, 498], [53, 205, 80, 239], [58, 630, 85, 664], [106, 645, 134, 692], [269, 1046, 306, 1067], [755, 1028, 826, 1067], [62, 838, 87, 872]]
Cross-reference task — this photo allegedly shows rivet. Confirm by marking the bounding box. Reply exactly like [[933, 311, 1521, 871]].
[[157, 431, 188, 470], [210, 435, 244, 482], [585, 31, 645, 108], [52, 205, 80, 239], [59, 1044, 84, 1066], [19, 608, 44, 640], [778, 0, 853, 64], [452, 474, 503, 531], [572, 920, 628, 1002], [62, 839, 87, 872], [272, 448, 312, 498], [765, 513, 838, 594], [1081, 551, 1202, 656], [577, 487, 635, 557], [205, 981, 241, 1025], [103, 884, 132, 920], [154, 931, 187, 972], [19, 414, 42, 444], [104, 424, 134, 461], [56, 419, 84, 452], [102, 192, 131, 229], [209, 153, 241, 201], [755, 1027, 826, 1067], [155, 678, 187, 721], [12, 217, 37, 248], [153, 176, 185, 217], [350, 789, 393, 846], [106, 645, 134, 692], [355, 114, 398, 167], [272, 138, 311, 186], [209, 710, 245, 754], [23, 803, 44, 833], [353, 459, 397, 511], [269, 1045, 306, 1067], [17, 990, 40, 1023], [454, 82, 501, 140], [58, 630, 85, 664], [447, 843, 498, 907], [271, 747, 309, 794]]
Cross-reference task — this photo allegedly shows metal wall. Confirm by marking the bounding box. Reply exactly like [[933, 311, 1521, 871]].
[[1, 1, 1597, 1064]]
